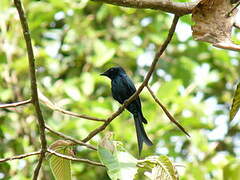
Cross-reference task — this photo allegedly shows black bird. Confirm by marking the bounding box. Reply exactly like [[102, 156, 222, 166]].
[[101, 66, 153, 154]]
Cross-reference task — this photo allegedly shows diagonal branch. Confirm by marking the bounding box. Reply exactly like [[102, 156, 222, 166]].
[[93, 0, 198, 16], [146, 85, 190, 137], [47, 149, 105, 167], [14, 0, 47, 179], [82, 15, 179, 143], [45, 124, 97, 151], [234, 21, 240, 29], [38, 90, 106, 122], [0, 99, 31, 108], [0, 151, 41, 162], [226, 1, 240, 17]]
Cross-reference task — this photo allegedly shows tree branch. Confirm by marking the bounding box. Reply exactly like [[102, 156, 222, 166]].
[[47, 149, 105, 167], [45, 124, 97, 151], [146, 85, 190, 137], [14, 0, 47, 179], [0, 99, 31, 108], [226, 1, 240, 17], [93, 0, 198, 16], [0, 151, 41, 162], [82, 15, 179, 143], [234, 22, 240, 29], [213, 42, 240, 51], [38, 90, 106, 122]]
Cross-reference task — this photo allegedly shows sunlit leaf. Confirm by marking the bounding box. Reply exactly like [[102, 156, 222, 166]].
[[49, 140, 74, 180], [98, 133, 138, 180], [140, 156, 179, 180], [223, 160, 240, 180], [230, 83, 240, 121]]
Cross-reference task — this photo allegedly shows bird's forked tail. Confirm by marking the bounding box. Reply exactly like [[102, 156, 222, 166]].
[[134, 113, 153, 155]]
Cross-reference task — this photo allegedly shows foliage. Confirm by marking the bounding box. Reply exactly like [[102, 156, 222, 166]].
[[141, 156, 179, 180], [0, 0, 240, 179], [98, 133, 178, 180], [48, 140, 73, 180], [98, 133, 138, 180], [230, 82, 240, 121]]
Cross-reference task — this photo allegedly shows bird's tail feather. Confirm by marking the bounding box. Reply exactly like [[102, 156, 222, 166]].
[[134, 113, 153, 155]]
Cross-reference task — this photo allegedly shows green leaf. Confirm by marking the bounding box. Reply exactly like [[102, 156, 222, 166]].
[[98, 145, 119, 180], [230, 83, 240, 121], [49, 140, 74, 180], [96, 6, 109, 22], [140, 156, 179, 180], [223, 160, 240, 180], [157, 155, 179, 180], [97, 133, 138, 180]]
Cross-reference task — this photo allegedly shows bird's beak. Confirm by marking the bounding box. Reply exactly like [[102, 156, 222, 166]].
[[100, 72, 107, 76]]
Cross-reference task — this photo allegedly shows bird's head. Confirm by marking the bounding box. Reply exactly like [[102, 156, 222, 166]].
[[100, 66, 126, 80]]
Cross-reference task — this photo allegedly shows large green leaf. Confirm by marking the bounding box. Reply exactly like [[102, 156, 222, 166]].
[[157, 155, 179, 180], [97, 133, 138, 180], [49, 140, 74, 180], [230, 83, 240, 121], [140, 156, 179, 180]]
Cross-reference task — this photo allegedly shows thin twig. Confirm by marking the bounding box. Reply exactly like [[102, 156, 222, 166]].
[[82, 15, 179, 143], [47, 149, 105, 167], [53, 108, 106, 122], [146, 85, 190, 137], [38, 90, 106, 122], [45, 124, 97, 151], [0, 151, 41, 162], [57, 27, 69, 55], [234, 22, 240, 29], [226, 1, 240, 17], [14, 0, 47, 179], [0, 99, 31, 108]]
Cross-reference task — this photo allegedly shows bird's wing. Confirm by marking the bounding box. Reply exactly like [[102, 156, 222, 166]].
[[111, 74, 136, 104], [112, 74, 141, 106], [121, 74, 137, 94], [122, 75, 148, 123], [123, 74, 143, 105], [112, 74, 148, 123]]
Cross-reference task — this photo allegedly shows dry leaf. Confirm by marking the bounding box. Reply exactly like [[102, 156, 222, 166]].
[[192, 0, 240, 51]]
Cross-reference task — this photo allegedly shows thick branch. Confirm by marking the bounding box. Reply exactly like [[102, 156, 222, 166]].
[[0, 151, 41, 162], [93, 0, 198, 16], [14, 0, 47, 179], [45, 125, 97, 151], [82, 15, 179, 143], [146, 85, 190, 137], [0, 99, 31, 108], [38, 90, 106, 122], [47, 149, 105, 167]]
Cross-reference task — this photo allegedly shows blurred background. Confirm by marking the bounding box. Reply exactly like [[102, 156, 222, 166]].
[[0, 0, 240, 179]]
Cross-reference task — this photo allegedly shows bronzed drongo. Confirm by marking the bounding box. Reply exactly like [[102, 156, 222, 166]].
[[101, 66, 153, 154]]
